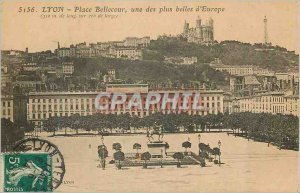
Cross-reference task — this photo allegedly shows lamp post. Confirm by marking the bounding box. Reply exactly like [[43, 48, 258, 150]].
[[160, 149, 163, 168], [101, 135, 104, 145], [101, 135, 105, 169], [218, 140, 221, 165]]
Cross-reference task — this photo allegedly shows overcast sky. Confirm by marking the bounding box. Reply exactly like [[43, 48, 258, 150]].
[[1, 0, 298, 52]]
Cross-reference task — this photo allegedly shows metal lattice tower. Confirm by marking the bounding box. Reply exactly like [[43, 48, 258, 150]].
[[264, 16, 269, 44]]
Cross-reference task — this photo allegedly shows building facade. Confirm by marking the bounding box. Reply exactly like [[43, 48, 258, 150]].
[[108, 47, 142, 60], [27, 85, 224, 127], [183, 17, 214, 45], [62, 62, 74, 75], [1, 95, 14, 122], [56, 36, 149, 59], [234, 92, 298, 116], [230, 75, 261, 97], [124, 37, 150, 47], [58, 48, 71, 58], [211, 64, 254, 75]]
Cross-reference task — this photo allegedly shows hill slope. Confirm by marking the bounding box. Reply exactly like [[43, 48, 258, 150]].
[[147, 37, 299, 71]]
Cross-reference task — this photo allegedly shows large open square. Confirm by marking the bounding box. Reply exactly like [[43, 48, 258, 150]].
[[39, 133, 299, 192]]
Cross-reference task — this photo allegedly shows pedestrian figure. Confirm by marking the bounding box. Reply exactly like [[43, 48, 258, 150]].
[[98, 145, 108, 169], [89, 144, 91, 149]]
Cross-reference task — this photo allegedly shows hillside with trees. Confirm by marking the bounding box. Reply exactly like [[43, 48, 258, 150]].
[[72, 57, 228, 89], [147, 36, 299, 71], [66, 37, 298, 90]]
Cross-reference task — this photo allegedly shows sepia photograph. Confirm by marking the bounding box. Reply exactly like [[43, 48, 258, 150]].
[[0, 0, 299, 192]]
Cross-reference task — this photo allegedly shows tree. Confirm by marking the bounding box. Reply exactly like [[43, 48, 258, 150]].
[[44, 117, 60, 135], [1, 118, 25, 152], [23, 121, 35, 133], [113, 151, 125, 169], [193, 115, 204, 132], [112, 143, 122, 152], [182, 141, 191, 154], [173, 152, 184, 168], [133, 143, 141, 157], [141, 152, 151, 169]]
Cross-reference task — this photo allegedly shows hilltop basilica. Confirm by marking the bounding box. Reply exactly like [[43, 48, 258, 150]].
[[182, 17, 214, 45]]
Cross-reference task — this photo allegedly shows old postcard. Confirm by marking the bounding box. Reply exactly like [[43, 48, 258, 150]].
[[0, 0, 299, 192]]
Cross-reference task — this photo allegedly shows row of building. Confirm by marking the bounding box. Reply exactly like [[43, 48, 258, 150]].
[[1, 84, 298, 129], [2, 84, 223, 127], [210, 58, 299, 78], [227, 91, 298, 116], [56, 36, 150, 60]]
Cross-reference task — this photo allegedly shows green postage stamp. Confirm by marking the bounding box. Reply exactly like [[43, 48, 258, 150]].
[[3, 153, 52, 192]]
